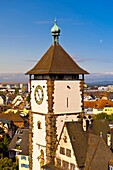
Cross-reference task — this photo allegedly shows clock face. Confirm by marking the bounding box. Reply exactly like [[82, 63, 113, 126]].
[[34, 85, 44, 105]]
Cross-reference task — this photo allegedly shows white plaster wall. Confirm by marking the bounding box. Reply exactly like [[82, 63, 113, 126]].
[[0, 96, 4, 105], [56, 114, 79, 139], [32, 114, 46, 170], [93, 108, 103, 114], [54, 81, 82, 114], [56, 126, 79, 169], [18, 155, 29, 170], [31, 80, 48, 114]]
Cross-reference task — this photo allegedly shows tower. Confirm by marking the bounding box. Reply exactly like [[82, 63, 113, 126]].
[[26, 20, 88, 170]]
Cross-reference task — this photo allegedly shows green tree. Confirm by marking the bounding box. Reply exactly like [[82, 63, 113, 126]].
[[14, 88, 19, 94], [8, 159, 13, 167], [26, 94, 30, 102], [93, 112, 113, 122], [0, 136, 10, 157], [0, 91, 3, 95], [108, 113, 113, 121], [0, 157, 18, 170]]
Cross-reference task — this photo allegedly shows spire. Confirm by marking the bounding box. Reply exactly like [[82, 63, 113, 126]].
[[51, 19, 60, 44]]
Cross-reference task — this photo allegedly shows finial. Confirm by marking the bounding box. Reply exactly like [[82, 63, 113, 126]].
[[51, 19, 60, 44], [54, 18, 57, 24]]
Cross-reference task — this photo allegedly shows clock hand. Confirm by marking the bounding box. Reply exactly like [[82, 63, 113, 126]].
[[36, 90, 41, 100]]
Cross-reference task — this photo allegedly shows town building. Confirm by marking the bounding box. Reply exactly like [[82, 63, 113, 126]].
[[54, 120, 113, 170], [8, 128, 29, 169], [84, 97, 113, 115], [0, 112, 25, 128]]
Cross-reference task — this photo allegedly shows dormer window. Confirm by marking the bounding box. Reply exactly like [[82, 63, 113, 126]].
[[37, 121, 42, 129], [16, 137, 22, 145], [16, 129, 23, 135], [72, 136, 75, 141]]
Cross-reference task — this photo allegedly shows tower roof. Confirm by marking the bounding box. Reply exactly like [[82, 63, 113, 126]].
[[26, 43, 88, 75]]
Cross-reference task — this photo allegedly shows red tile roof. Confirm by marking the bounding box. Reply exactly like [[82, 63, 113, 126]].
[[84, 99, 113, 109]]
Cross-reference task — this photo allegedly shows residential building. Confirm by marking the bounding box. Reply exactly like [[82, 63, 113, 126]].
[[104, 107, 113, 115], [19, 155, 30, 170], [0, 112, 24, 128], [55, 120, 113, 170], [84, 97, 113, 115], [0, 119, 16, 138], [9, 128, 29, 169]]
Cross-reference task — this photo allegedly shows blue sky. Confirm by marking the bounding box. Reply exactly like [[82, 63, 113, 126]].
[[0, 0, 113, 75]]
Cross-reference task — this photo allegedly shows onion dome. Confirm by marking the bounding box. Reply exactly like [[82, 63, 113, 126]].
[[51, 20, 60, 44]]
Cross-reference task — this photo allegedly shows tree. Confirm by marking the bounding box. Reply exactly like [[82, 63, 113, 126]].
[[14, 88, 19, 95], [0, 157, 18, 170], [93, 112, 113, 122], [26, 94, 30, 102], [0, 135, 10, 157]]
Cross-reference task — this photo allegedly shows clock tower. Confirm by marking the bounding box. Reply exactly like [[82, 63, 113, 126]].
[[26, 20, 88, 170]]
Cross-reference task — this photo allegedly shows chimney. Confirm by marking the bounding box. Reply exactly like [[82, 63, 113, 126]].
[[107, 131, 111, 147], [100, 131, 102, 137], [83, 117, 89, 131]]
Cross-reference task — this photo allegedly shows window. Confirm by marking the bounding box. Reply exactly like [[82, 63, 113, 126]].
[[62, 160, 69, 169], [70, 163, 75, 170], [16, 137, 22, 145], [56, 158, 61, 167], [60, 147, 65, 155], [21, 156, 26, 160], [109, 166, 113, 170], [37, 121, 42, 129], [21, 164, 29, 168], [21, 164, 24, 167], [67, 97, 68, 107], [66, 149, 71, 157], [16, 129, 23, 134], [25, 164, 29, 168]]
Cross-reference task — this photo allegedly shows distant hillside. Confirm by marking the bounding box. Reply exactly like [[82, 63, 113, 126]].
[[0, 73, 113, 86], [85, 73, 113, 86], [86, 81, 113, 87], [0, 73, 28, 83]]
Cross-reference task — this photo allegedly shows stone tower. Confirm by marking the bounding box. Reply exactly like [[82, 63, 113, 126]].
[[26, 20, 88, 170]]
